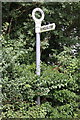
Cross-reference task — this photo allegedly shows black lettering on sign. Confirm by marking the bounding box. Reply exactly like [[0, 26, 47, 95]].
[[41, 25, 54, 31]]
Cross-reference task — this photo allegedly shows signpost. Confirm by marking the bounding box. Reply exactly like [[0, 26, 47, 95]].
[[32, 8, 55, 105], [40, 23, 55, 33]]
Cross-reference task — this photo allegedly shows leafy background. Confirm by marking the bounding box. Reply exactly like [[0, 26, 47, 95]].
[[1, 2, 80, 118]]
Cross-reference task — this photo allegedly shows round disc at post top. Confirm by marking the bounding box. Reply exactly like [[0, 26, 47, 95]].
[[32, 8, 44, 22]]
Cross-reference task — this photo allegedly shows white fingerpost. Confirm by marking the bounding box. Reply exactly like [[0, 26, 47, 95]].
[[32, 8, 55, 105], [32, 8, 44, 105]]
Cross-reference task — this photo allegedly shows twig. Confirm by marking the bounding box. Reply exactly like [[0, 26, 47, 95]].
[[8, 18, 13, 34]]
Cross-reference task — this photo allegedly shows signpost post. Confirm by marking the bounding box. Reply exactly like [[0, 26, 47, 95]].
[[32, 8, 44, 105], [32, 8, 55, 105]]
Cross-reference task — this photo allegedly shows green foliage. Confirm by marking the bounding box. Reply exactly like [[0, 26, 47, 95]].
[[53, 90, 78, 103], [50, 102, 78, 118], [1, 2, 80, 119], [2, 61, 80, 118]]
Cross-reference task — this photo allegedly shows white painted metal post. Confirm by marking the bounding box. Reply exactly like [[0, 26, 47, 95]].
[[36, 33, 40, 76], [32, 8, 44, 105], [36, 33, 40, 105]]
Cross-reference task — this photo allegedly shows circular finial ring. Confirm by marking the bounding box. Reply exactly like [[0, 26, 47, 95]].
[[32, 8, 44, 22]]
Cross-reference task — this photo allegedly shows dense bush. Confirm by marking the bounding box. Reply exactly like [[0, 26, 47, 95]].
[[1, 2, 80, 119], [1, 60, 80, 118]]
